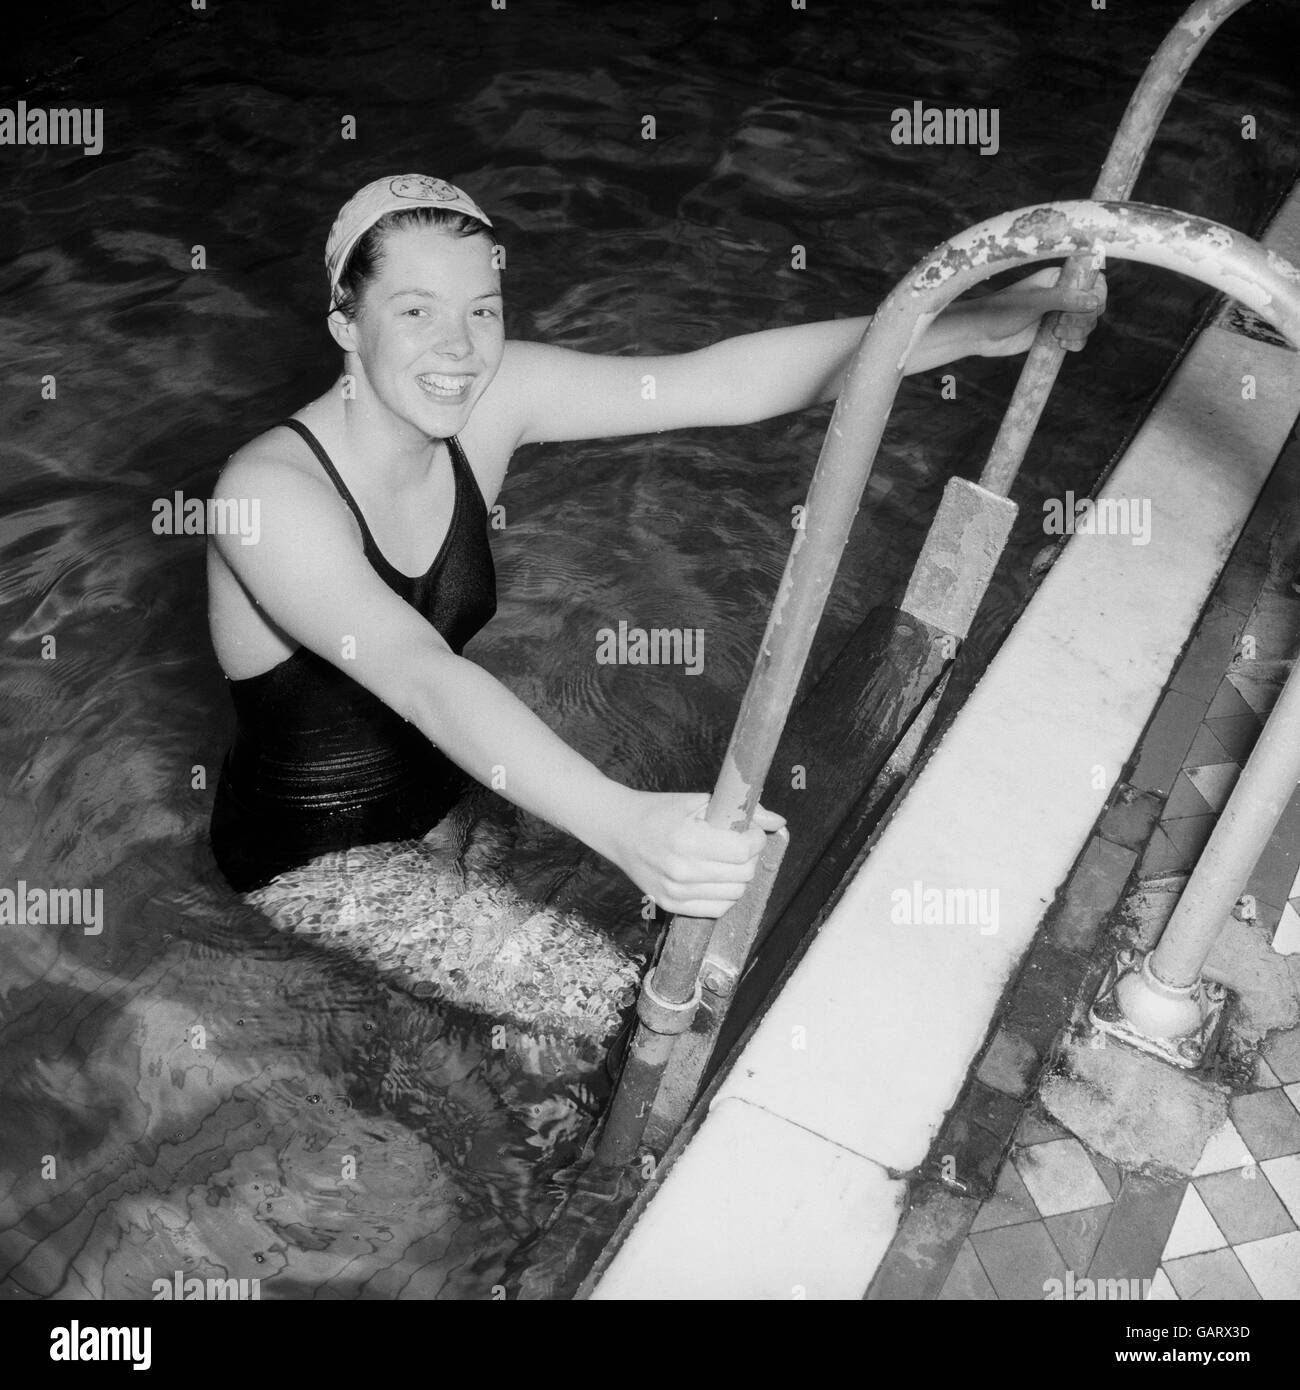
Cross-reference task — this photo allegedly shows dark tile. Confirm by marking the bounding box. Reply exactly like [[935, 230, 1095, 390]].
[[1204, 712, 1263, 761], [937, 1240, 998, 1299], [1229, 1089, 1300, 1161], [957, 1125, 1013, 1197], [970, 1221, 1066, 1300], [1186, 724, 1232, 767], [1206, 676, 1255, 720], [1016, 1108, 1069, 1147], [976, 1029, 1040, 1099], [1163, 769, 1213, 820], [934, 1104, 1012, 1199], [1046, 1204, 1111, 1274], [1193, 1168, 1295, 1244], [1171, 603, 1245, 704], [1184, 760, 1241, 813], [1132, 690, 1211, 796], [967, 1080, 1026, 1145], [1050, 838, 1138, 953], [1164, 1249, 1261, 1299], [1091, 1152, 1124, 1199], [1140, 826, 1189, 878], [1086, 1173, 1185, 1284], [1226, 671, 1281, 719], [1242, 786, 1300, 913], [1004, 942, 1092, 1053], [1214, 560, 1269, 618], [867, 1184, 981, 1300], [1157, 814, 1218, 873], [1098, 786, 1163, 854], [970, 1159, 1040, 1233]]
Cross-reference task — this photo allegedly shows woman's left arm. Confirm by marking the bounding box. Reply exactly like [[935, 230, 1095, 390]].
[[500, 267, 1104, 445]]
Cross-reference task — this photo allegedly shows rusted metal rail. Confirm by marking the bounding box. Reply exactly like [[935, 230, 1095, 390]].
[[596, 199, 1300, 1166], [615, 0, 1262, 1157], [982, 0, 1254, 496]]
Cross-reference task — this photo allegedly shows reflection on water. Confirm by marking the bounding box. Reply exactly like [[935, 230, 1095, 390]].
[[1, 0, 1296, 1299]]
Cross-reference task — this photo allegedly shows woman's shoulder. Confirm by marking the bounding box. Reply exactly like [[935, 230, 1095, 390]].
[[216, 414, 331, 498]]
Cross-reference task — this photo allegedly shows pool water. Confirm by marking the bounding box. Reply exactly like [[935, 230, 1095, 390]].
[[1, 0, 1296, 1299]]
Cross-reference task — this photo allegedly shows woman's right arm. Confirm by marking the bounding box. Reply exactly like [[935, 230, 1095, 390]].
[[212, 449, 780, 917]]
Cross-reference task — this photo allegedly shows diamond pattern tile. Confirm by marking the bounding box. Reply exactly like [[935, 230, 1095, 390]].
[[1225, 671, 1280, 716], [1272, 904, 1300, 954], [1186, 725, 1232, 766], [1183, 761, 1241, 813], [1230, 1089, 1300, 1161], [1045, 1204, 1109, 1272], [1015, 1110, 1069, 1147], [1204, 713, 1262, 761], [1132, 689, 1210, 796], [1193, 1118, 1254, 1176], [866, 538, 1300, 1304], [1193, 1168, 1296, 1245], [969, 1159, 1039, 1233], [1234, 1231, 1300, 1300], [936, 1240, 997, 1300], [1162, 769, 1212, 820], [1086, 1175, 1184, 1285], [1206, 678, 1253, 720], [1161, 1186, 1226, 1260], [969, 1221, 1065, 1300], [1260, 1156, 1300, 1225], [1163, 1248, 1260, 1300], [1013, 1139, 1112, 1217]]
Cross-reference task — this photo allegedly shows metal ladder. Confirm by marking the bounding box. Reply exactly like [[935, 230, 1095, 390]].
[[597, 0, 1287, 1165]]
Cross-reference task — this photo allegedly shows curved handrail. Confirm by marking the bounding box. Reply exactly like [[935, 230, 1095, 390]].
[[596, 199, 1300, 1164], [982, 0, 1253, 495], [720, 200, 1300, 831]]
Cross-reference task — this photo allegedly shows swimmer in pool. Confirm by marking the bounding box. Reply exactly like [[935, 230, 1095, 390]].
[[208, 173, 1103, 919]]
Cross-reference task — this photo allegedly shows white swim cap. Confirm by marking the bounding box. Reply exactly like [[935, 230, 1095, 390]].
[[325, 174, 493, 302]]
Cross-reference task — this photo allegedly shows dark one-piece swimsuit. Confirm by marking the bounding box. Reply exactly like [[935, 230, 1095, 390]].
[[210, 419, 498, 892]]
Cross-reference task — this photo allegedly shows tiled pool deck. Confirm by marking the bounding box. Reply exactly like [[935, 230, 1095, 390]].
[[868, 436, 1300, 1302]]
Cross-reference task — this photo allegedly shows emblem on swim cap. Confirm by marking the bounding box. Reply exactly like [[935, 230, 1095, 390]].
[[325, 173, 493, 302], [388, 175, 468, 202]]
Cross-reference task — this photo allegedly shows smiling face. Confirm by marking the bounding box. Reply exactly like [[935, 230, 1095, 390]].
[[329, 225, 505, 439]]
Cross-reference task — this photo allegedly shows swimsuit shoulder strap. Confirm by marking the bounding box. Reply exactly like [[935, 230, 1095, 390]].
[[276, 418, 380, 552], [445, 434, 488, 515]]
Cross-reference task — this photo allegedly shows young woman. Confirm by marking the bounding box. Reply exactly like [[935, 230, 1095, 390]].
[[208, 173, 1102, 922]]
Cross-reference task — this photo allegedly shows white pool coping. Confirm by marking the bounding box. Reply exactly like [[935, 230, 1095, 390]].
[[590, 187, 1300, 1301]]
